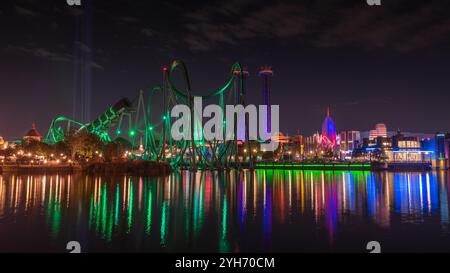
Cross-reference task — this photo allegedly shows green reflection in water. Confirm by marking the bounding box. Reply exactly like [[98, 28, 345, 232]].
[[185, 179, 191, 241], [115, 184, 119, 226], [193, 181, 201, 238], [127, 181, 134, 234], [219, 197, 230, 253], [161, 201, 168, 246], [146, 183, 153, 235], [101, 183, 107, 239], [46, 181, 61, 238]]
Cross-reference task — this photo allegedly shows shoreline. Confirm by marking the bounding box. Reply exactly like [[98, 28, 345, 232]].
[[0, 160, 172, 176], [0, 161, 439, 174]]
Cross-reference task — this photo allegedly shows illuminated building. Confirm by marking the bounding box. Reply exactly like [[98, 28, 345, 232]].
[[387, 131, 433, 163], [286, 134, 304, 161], [23, 123, 42, 143], [321, 108, 337, 149], [353, 130, 434, 164], [339, 131, 361, 159], [436, 133, 446, 159], [369, 123, 387, 140], [304, 132, 322, 157], [340, 131, 361, 151], [0, 136, 4, 147], [436, 133, 449, 169]]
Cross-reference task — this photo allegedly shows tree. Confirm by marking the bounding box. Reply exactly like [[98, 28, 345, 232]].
[[66, 130, 103, 160], [20, 140, 52, 156], [104, 142, 120, 162]]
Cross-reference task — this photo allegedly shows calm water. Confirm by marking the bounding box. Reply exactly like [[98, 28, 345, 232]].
[[0, 170, 450, 253]]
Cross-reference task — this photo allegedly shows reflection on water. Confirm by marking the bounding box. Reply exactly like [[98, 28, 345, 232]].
[[0, 170, 449, 252]]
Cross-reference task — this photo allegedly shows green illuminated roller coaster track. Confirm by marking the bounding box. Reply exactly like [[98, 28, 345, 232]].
[[45, 60, 259, 170]]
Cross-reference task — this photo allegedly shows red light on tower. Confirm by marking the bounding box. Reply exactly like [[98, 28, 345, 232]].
[[233, 67, 249, 76]]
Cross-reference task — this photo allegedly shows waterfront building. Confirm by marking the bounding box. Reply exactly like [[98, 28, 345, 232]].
[[353, 130, 433, 164], [385, 131, 433, 163], [339, 131, 361, 159], [436, 133, 450, 169]]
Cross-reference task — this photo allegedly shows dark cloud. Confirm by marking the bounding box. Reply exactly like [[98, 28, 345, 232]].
[[141, 28, 156, 37], [5, 44, 104, 69], [6, 45, 72, 63], [120, 16, 139, 23], [345, 98, 393, 106], [15, 5, 38, 17], [181, 0, 450, 52]]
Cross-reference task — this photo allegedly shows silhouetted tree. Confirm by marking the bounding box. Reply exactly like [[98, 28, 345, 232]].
[[66, 130, 103, 160]]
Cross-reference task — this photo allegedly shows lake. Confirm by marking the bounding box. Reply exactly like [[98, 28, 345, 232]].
[[0, 170, 449, 252]]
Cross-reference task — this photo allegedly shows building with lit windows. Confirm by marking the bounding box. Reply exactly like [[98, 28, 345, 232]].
[[385, 131, 433, 163], [436, 133, 450, 169], [369, 123, 387, 140], [339, 131, 360, 159]]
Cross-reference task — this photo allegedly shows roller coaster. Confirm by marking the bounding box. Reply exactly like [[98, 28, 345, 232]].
[[45, 60, 273, 170]]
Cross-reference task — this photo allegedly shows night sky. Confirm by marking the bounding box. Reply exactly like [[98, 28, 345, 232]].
[[1, 0, 450, 139]]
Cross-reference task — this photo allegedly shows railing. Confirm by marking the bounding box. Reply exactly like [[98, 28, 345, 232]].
[[255, 162, 372, 170]]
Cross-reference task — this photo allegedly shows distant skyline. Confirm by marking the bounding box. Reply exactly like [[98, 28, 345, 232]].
[[1, 0, 450, 139]]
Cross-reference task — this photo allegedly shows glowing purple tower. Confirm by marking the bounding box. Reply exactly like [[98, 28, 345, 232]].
[[322, 107, 337, 149], [259, 66, 273, 134]]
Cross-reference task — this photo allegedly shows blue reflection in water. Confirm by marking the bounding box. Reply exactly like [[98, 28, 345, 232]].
[[393, 173, 439, 217], [366, 174, 377, 217]]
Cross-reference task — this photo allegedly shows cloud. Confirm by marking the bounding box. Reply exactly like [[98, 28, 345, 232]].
[[181, 0, 450, 52], [7, 45, 72, 63], [345, 98, 393, 106], [15, 5, 38, 17], [89, 61, 104, 70], [120, 16, 139, 23], [76, 42, 92, 53], [34, 48, 72, 62], [141, 28, 156, 37], [5, 45, 104, 70]]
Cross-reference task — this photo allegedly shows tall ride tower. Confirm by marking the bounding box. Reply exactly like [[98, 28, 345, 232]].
[[259, 66, 273, 135], [233, 67, 249, 141]]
